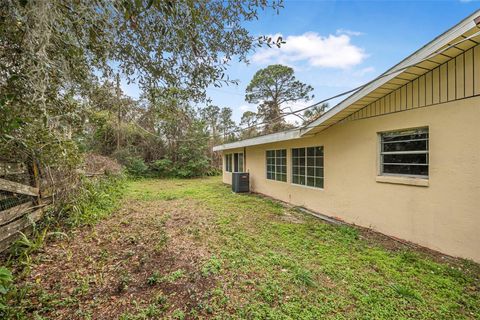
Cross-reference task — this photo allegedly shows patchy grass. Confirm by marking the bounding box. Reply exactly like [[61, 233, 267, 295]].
[[3, 177, 479, 319]]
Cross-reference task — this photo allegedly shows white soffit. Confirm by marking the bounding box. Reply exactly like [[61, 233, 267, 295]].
[[212, 129, 301, 151]]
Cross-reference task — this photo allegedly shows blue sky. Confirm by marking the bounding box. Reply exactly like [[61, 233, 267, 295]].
[[121, 1, 480, 123]]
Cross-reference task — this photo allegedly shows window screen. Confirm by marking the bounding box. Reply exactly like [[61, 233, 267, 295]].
[[225, 154, 232, 172], [380, 127, 429, 177], [266, 149, 287, 182], [292, 146, 324, 188]]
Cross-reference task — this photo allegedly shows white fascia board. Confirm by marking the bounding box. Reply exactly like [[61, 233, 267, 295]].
[[213, 129, 301, 152], [301, 10, 480, 136]]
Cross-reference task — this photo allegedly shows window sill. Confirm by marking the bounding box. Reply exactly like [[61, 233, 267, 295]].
[[266, 178, 287, 183], [376, 175, 429, 187], [291, 182, 324, 191]]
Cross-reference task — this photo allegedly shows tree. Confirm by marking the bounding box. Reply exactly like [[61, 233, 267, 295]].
[[145, 88, 214, 177], [239, 111, 259, 139], [200, 104, 221, 166], [0, 0, 283, 167], [302, 103, 329, 124], [85, 80, 146, 156], [200, 105, 221, 141], [240, 111, 257, 128], [245, 64, 314, 133], [219, 107, 237, 142]]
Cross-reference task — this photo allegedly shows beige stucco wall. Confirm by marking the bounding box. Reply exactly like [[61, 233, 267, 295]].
[[221, 97, 480, 262]]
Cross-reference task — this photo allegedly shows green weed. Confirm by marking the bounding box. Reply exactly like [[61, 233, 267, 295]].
[[391, 284, 423, 301], [201, 256, 222, 276], [146, 272, 160, 286], [63, 175, 125, 227], [171, 309, 185, 319], [164, 269, 185, 282], [118, 271, 131, 293]]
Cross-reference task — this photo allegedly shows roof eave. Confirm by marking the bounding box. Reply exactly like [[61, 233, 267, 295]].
[[213, 128, 302, 151]]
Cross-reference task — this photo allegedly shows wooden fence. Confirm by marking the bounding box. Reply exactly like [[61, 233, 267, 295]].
[[0, 161, 52, 252]]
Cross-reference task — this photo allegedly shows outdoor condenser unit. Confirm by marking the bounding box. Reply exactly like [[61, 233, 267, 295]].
[[232, 172, 249, 193]]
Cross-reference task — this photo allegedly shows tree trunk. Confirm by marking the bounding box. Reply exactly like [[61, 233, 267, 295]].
[[116, 74, 121, 151]]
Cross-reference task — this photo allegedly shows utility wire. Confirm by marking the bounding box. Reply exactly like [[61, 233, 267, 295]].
[[221, 29, 480, 137]]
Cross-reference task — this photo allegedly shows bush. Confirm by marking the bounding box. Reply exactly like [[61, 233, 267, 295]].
[[174, 158, 210, 178], [124, 157, 148, 177], [150, 158, 220, 179], [62, 174, 126, 227], [150, 159, 174, 177]]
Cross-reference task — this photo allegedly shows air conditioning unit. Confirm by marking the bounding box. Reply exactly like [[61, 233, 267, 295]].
[[232, 172, 249, 193]]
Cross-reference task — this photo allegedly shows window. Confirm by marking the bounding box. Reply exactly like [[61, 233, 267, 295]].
[[225, 152, 244, 172], [266, 149, 287, 182], [234, 153, 244, 172], [292, 146, 324, 188], [380, 127, 429, 177], [225, 154, 232, 172]]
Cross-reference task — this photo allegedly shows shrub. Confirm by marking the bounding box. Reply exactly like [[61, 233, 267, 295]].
[[150, 157, 219, 179], [174, 158, 210, 178], [150, 159, 174, 177], [124, 157, 148, 177], [62, 175, 126, 227]]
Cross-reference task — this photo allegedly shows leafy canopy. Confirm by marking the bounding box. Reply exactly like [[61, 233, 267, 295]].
[[245, 64, 314, 133], [245, 64, 314, 106], [0, 0, 283, 166]]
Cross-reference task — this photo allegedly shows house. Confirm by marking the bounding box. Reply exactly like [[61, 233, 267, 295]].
[[213, 11, 480, 263]]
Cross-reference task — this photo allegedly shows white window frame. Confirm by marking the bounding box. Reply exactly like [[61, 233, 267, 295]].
[[266, 149, 287, 182], [225, 154, 233, 172], [291, 146, 324, 189], [379, 127, 429, 179]]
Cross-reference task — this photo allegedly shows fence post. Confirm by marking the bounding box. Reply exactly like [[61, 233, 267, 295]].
[[28, 158, 42, 206]]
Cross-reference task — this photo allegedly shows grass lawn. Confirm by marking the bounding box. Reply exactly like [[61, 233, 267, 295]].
[[6, 177, 480, 319]]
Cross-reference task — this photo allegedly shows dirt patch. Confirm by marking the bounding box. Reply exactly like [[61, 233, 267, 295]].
[[19, 199, 218, 319]]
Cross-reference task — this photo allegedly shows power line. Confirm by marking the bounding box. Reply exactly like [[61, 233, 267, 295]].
[[208, 87, 245, 96]]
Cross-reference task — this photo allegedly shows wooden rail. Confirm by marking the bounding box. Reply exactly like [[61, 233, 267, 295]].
[[0, 178, 39, 196], [0, 206, 48, 252], [0, 202, 34, 225], [0, 160, 50, 253]]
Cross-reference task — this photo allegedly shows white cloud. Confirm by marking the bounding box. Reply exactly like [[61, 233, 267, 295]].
[[252, 32, 367, 69], [336, 29, 364, 36], [353, 66, 375, 77]]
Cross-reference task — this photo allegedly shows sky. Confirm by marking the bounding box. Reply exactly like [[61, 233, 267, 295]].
[[121, 0, 480, 124]]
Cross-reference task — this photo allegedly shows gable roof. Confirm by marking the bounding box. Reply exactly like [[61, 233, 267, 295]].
[[214, 10, 480, 152]]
